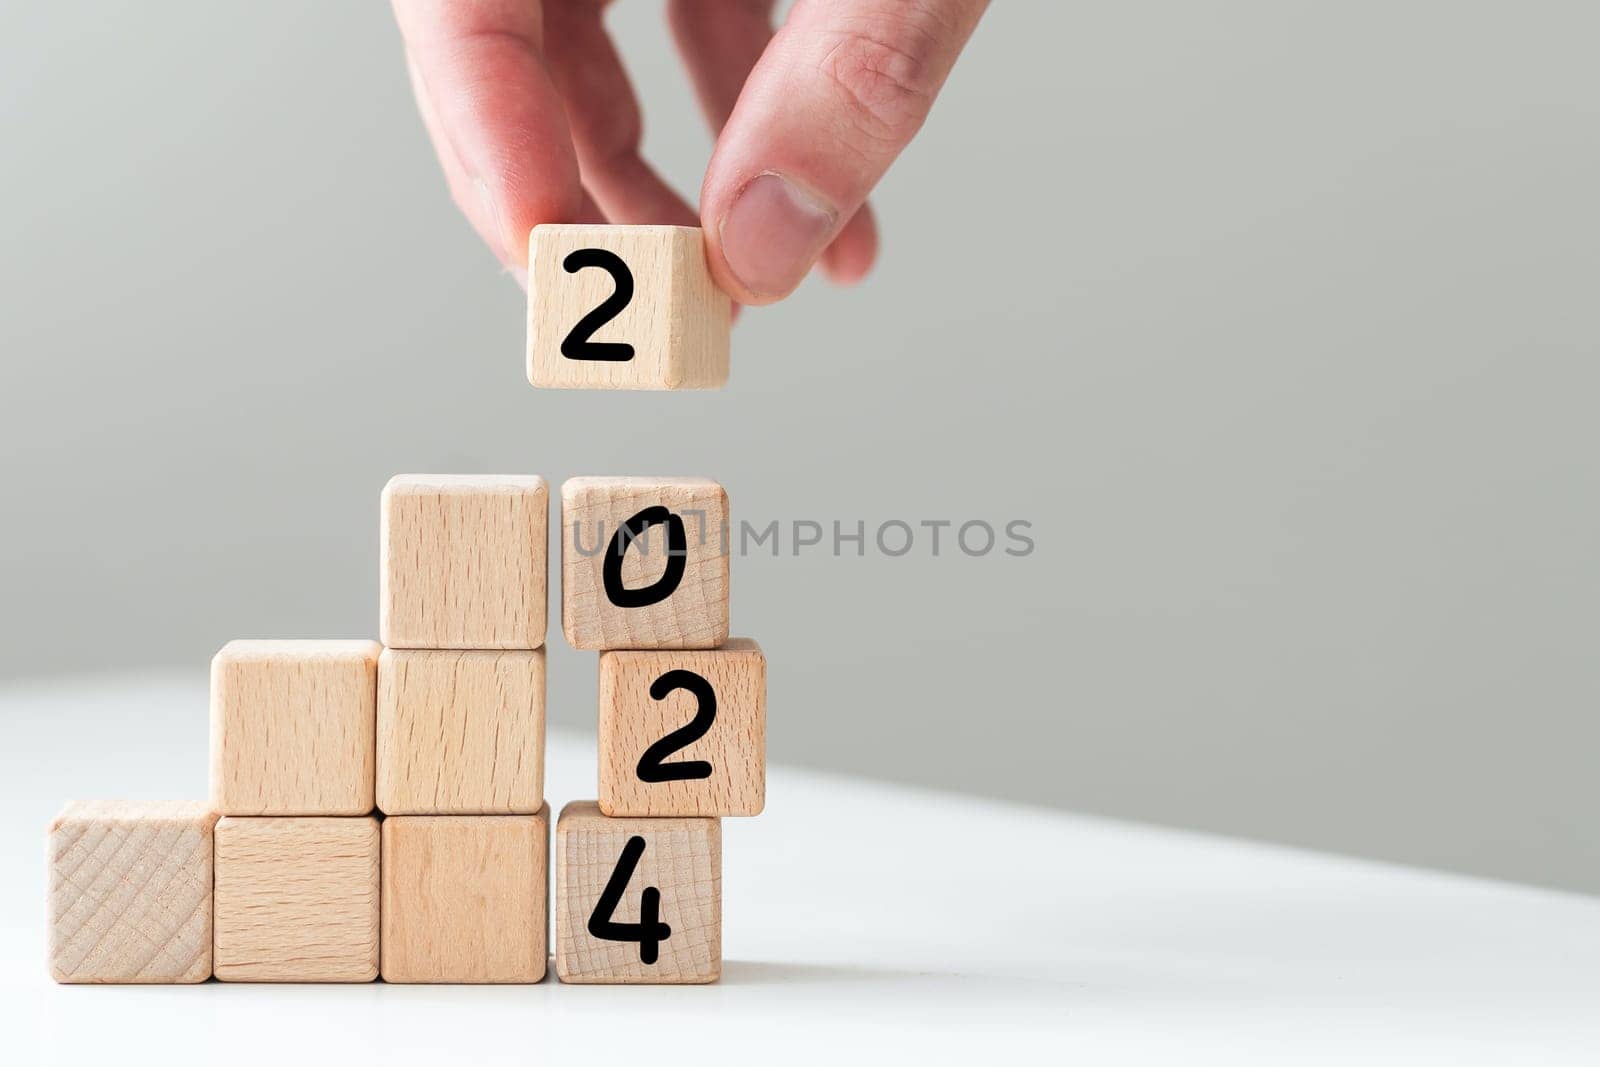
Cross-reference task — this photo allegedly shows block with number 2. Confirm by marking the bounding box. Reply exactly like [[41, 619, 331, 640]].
[[555, 801, 721, 984], [599, 639, 766, 817], [527, 225, 730, 390]]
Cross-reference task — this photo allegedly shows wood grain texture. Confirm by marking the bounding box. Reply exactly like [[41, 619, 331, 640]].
[[555, 801, 720, 984], [376, 649, 546, 814], [381, 811, 549, 983], [527, 225, 730, 390], [598, 639, 766, 817], [381, 474, 549, 650], [209, 639, 380, 816], [561, 476, 730, 650], [47, 800, 217, 984], [213, 816, 379, 982]]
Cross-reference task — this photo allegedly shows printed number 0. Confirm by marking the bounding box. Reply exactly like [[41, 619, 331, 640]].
[[636, 670, 716, 783], [560, 248, 635, 362], [587, 835, 672, 964]]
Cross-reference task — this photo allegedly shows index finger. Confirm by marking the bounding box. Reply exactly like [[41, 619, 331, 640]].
[[393, 0, 583, 267]]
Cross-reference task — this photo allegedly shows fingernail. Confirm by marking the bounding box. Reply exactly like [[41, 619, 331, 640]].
[[719, 172, 837, 298]]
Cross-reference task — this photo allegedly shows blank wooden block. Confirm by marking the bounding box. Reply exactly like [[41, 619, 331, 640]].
[[599, 639, 766, 817], [561, 476, 730, 650], [381, 811, 549, 983], [210, 639, 380, 816], [555, 801, 720, 984], [47, 801, 217, 984], [213, 816, 379, 982], [377, 648, 546, 814], [527, 225, 730, 390], [381, 474, 549, 650]]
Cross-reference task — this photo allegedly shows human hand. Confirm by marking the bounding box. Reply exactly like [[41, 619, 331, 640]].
[[392, 0, 987, 304]]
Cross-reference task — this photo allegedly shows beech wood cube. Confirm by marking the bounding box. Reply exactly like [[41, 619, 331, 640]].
[[48, 801, 218, 984], [561, 476, 730, 650], [210, 639, 380, 816], [381, 474, 549, 650], [527, 225, 730, 390], [599, 639, 766, 817], [381, 811, 549, 983], [377, 648, 546, 814], [213, 816, 380, 982], [555, 801, 720, 984]]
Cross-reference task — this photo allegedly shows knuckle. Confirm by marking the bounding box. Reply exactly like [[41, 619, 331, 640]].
[[818, 18, 941, 146]]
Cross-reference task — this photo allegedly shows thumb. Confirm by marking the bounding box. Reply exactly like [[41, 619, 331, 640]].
[[700, 0, 988, 304]]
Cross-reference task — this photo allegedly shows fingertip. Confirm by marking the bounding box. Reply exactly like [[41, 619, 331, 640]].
[[398, 5, 584, 269], [492, 172, 586, 268], [704, 170, 839, 305], [820, 205, 879, 285]]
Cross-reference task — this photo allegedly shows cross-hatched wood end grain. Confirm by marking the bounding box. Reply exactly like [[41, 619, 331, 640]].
[[560, 476, 730, 650], [527, 225, 730, 391], [213, 816, 379, 982], [381, 474, 549, 650], [599, 639, 766, 817], [209, 639, 380, 816], [377, 648, 547, 814], [381, 809, 549, 983], [48, 800, 218, 984], [555, 801, 721, 984]]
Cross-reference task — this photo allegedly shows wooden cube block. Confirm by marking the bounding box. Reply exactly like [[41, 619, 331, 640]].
[[47, 801, 217, 984], [210, 639, 380, 816], [561, 476, 730, 650], [381, 474, 549, 650], [377, 649, 546, 814], [599, 639, 766, 817], [555, 801, 720, 984], [381, 811, 549, 983], [527, 225, 730, 390], [213, 816, 379, 982]]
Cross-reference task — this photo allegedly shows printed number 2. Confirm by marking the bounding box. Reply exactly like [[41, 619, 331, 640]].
[[587, 836, 672, 964], [560, 248, 635, 362], [636, 670, 716, 783]]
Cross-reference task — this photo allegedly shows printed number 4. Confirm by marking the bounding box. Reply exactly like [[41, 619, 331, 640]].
[[561, 248, 635, 362], [587, 835, 672, 965]]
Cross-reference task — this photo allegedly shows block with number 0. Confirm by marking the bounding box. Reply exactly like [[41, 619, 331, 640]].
[[561, 476, 730, 650], [555, 801, 721, 984], [598, 639, 766, 817], [527, 225, 731, 390]]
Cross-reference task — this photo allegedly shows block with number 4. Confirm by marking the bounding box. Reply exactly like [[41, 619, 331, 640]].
[[599, 639, 765, 817], [562, 476, 730, 650], [527, 225, 730, 390], [555, 802, 720, 984]]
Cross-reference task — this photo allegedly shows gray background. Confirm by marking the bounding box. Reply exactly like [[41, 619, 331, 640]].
[[3, 2, 1597, 892]]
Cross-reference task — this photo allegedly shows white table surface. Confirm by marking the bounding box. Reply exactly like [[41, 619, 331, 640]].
[[3, 674, 1599, 1065]]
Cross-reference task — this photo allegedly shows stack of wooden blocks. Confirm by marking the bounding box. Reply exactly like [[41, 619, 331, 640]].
[[48, 225, 764, 987]]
